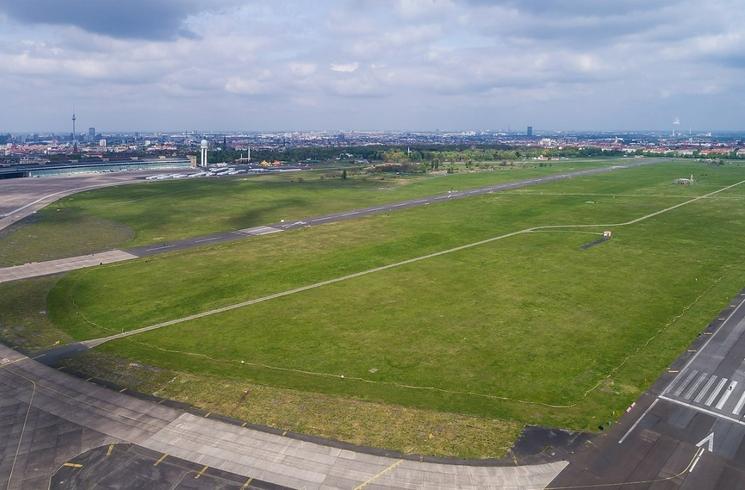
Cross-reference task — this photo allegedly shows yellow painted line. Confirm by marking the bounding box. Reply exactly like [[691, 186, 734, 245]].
[[353, 459, 403, 490], [106, 444, 114, 457], [282, 430, 287, 436], [63, 462, 83, 468], [153, 453, 168, 466], [241, 477, 254, 489], [241, 422, 247, 428], [195, 465, 209, 479], [204, 412, 211, 418]]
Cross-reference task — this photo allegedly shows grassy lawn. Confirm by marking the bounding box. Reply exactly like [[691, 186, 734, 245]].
[[0, 158, 620, 266], [39, 160, 745, 442]]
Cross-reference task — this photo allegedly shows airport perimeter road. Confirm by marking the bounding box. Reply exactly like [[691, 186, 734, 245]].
[[0, 344, 566, 489], [0, 169, 192, 232], [550, 289, 745, 489]]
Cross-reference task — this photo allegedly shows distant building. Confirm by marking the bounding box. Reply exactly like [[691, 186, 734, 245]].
[[88, 127, 96, 140], [99, 139, 107, 148], [527, 126, 533, 137]]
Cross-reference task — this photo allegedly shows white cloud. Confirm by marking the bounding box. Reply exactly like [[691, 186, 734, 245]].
[[330, 62, 360, 73], [1, 0, 744, 130]]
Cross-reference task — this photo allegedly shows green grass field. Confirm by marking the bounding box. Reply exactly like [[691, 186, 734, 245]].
[[5, 158, 745, 457], [43, 160, 745, 426], [0, 159, 617, 266]]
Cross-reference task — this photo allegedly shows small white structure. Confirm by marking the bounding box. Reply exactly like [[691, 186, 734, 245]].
[[603, 230, 612, 239], [200, 139, 209, 167], [675, 174, 694, 185]]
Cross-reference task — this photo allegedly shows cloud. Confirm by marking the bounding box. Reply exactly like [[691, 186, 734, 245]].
[[1, 0, 745, 131], [0, 0, 217, 40], [330, 62, 360, 73]]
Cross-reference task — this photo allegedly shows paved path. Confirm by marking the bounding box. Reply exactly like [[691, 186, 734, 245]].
[[0, 344, 566, 489], [0, 159, 663, 285], [0, 250, 137, 283]]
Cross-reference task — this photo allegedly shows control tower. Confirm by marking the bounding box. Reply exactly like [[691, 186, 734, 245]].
[[200, 139, 208, 167]]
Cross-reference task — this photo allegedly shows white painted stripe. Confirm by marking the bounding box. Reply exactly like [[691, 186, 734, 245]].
[[705, 378, 729, 406], [684, 373, 709, 400], [618, 399, 659, 444], [732, 390, 745, 416], [694, 375, 718, 403], [673, 370, 699, 396], [661, 394, 745, 428], [716, 381, 738, 410], [663, 294, 745, 395]]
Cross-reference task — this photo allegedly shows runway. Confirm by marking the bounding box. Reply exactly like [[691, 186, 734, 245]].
[[0, 159, 662, 284], [550, 289, 745, 489]]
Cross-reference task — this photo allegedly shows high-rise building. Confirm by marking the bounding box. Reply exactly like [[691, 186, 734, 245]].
[[527, 126, 533, 137], [88, 127, 96, 140]]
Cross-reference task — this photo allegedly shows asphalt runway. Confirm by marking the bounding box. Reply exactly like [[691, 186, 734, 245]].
[[0, 159, 668, 284], [550, 289, 745, 489], [126, 159, 661, 258]]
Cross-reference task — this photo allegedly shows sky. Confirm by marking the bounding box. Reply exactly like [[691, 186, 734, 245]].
[[0, 0, 743, 132]]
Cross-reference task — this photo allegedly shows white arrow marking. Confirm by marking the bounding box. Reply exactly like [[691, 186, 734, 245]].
[[690, 432, 714, 473], [696, 432, 714, 452]]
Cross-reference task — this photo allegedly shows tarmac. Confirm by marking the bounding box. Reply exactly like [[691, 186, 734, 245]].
[[0, 344, 567, 489], [549, 288, 745, 489], [0, 169, 192, 233]]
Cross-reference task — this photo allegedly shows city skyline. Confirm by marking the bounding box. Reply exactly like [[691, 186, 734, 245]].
[[1, 0, 744, 132]]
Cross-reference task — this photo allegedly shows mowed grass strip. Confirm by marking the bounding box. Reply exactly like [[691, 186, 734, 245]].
[[49, 161, 745, 431], [60, 350, 521, 459], [0, 158, 620, 266]]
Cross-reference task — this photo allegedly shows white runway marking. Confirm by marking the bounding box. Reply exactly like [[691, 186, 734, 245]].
[[716, 381, 737, 410], [694, 375, 718, 403], [684, 373, 709, 400], [705, 378, 728, 406], [618, 399, 659, 444], [663, 291, 745, 396], [660, 395, 745, 427], [673, 369, 699, 396], [733, 390, 745, 416]]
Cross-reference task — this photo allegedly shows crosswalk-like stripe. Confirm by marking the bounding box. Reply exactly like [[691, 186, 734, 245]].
[[716, 381, 738, 410], [705, 378, 729, 406], [695, 375, 718, 403], [673, 370, 699, 396], [684, 373, 709, 400], [732, 390, 745, 416]]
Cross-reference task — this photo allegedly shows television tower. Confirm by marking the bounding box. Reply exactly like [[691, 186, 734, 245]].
[[72, 109, 78, 151]]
